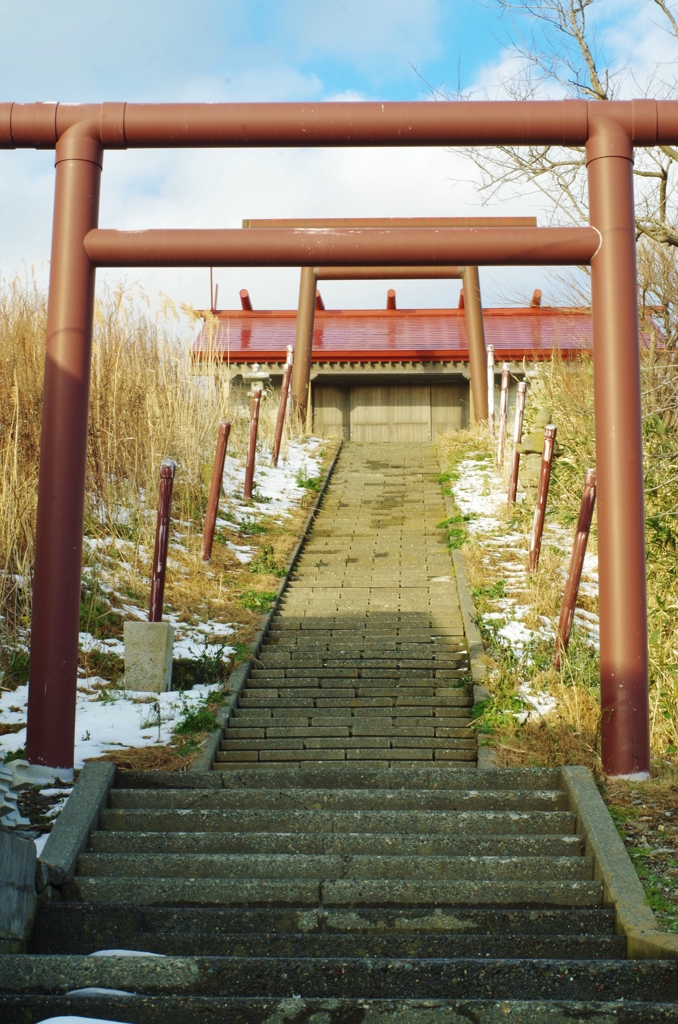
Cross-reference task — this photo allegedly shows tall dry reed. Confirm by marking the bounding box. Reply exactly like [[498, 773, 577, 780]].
[[0, 277, 294, 658]]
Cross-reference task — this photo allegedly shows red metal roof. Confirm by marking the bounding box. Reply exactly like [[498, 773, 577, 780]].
[[193, 307, 594, 363]]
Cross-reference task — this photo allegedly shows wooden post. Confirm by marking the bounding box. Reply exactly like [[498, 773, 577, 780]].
[[201, 420, 231, 562], [554, 469, 597, 668], [243, 388, 262, 499], [507, 382, 527, 505], [528, 425, 557, 571], [149, 461, 176, 622], [497, 363, 510, 466], [272, 345, 294, 468]]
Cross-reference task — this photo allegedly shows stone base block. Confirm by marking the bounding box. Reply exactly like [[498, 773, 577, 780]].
[[124, 621, 174, 693]]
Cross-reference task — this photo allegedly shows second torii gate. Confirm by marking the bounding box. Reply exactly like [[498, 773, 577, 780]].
[[243, 217, 537, 422]]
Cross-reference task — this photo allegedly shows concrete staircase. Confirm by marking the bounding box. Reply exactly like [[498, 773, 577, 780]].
[[4, 766, 676, 1020], [3, 444, 677, 1020]]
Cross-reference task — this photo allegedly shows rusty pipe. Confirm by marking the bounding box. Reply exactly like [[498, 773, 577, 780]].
[[315, 265, 465, 279], [25, 126, 103, 773], [554, 469, 597, 669], [507, 382, 527, 506], [149, 460, 176, 622], [248, 217, 538, 229], [497, 363, 511, 467], [5, 99, 677, 149], [240, 288, 252, 310], [272, 347, 294, 468], [528, 426, 557, 571], [587, 121, 649, 779], [201, 421, 231, 562], [243, 389, 262, 500], [486, 345, 495, 436], [83, 227, 600, 268], [386, 288, 397, 310]]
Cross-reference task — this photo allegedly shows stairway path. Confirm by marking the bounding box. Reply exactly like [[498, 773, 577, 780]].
[[3, 443, 678, 1021], [217, 441, 475, 768]]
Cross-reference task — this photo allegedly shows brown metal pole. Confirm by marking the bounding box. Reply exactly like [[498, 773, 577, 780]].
[[291, 267, 316, 419], [486, 344, 495, 435], [272, 346, 294, 468], [497, 363, 510, 466], [587, 118, 650, 778], [462, 265, 488, 422], [386, 288, 397, 310], [507, 382, 527, 506], [554, 469, 597, 669], [25, 126, 103, 773], [528, 426, 557, 571], [243, 388, 262, 500], [149, 460, 176, 622], [201, 421, 231, 562]]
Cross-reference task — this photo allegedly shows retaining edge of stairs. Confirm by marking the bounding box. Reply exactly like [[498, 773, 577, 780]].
[[562, 765, 678, 961], [191, 438, 344, 771]]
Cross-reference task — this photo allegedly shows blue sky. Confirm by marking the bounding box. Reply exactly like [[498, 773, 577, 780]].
[[0, 0, 667, 311]]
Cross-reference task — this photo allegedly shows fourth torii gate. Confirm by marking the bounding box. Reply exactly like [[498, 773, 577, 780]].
[[1, 98, 668, 780]]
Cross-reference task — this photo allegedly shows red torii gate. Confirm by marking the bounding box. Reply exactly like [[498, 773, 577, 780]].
[[1, 98, 669, 780]]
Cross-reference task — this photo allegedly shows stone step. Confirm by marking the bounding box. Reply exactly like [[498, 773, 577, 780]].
[[77, 852, 593, 882], [11, 953, 678, 1002], [67, 876, 602, 907], [228, 716, 474, 730], [116, 766, 560, 791], [88, 830, 584, 858], [238, 696, 473, 709], [233, 709, 473, 722], [248, 669, 469, 679], [108, 788, 564, 812], [98, 808, 576, 835], [215, 749, 478, 763], [32, 904, 619, 946], [224, 725, 475, 739], [219, 737, 477, 751], [7, 996, 677, 1024]]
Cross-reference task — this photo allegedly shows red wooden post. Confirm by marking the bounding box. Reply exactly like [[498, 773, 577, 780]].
[[507, 382, 527, 505], [243, 388, 262, 500], [149, 460, 176, 622], [528, 425, 557, 571], [554, 469, 597, 668], [497, 362, 510, 466], [486, 344, 495, 435], [201, 420, 231, 562], [272, 346, 294, 468]]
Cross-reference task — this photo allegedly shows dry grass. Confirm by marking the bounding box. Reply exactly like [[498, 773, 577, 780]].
[[0, 276, 329, 694], [438, 347, 678, 775]]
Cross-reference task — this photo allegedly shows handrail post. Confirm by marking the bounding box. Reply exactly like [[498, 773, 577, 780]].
[[554, 469, 597, 668], [201, 420, 231, 562], [243, 388, 262, 500], [272, 345, 294, 468], [528, 425, 557, 571], [149, 460, 176, 622], [497, 362, 510, 466], [507, 382, 527, 505], [486, 344, 495, 436]]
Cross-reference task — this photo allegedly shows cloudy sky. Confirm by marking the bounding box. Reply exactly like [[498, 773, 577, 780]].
[[0, 0, 671, 313]]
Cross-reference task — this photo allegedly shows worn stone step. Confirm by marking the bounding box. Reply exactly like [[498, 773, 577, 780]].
[[108, 788, 565, 812], [32, 904, 618, 948], [215, 749, 478, 764], [66, 876, 602, 907], [77, 852, 592, 882], [233, 709, 473, 722], [224, 726, 475, 739], [89, 830, 584, 858], [12, 952, 678, 1002], [99, 808, 576, 835], [238, 696, 473, 708], [7, 996, 678, 1024], [119, 765, 545, 790]]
